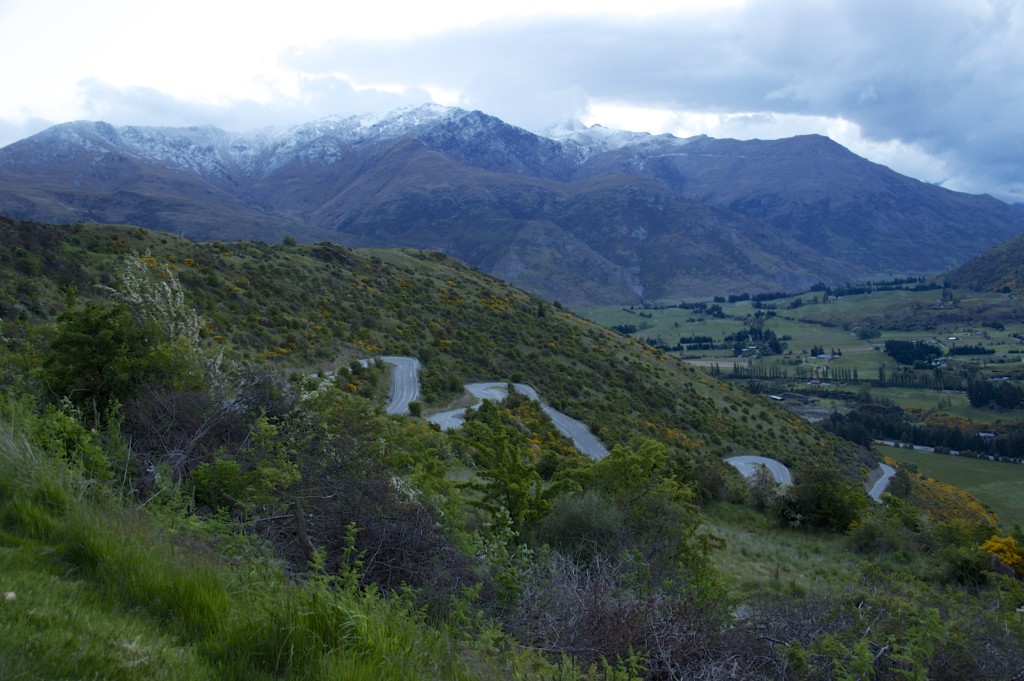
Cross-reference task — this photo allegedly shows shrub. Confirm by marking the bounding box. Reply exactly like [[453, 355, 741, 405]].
[[774, 461, 867, 532], [532, 489, 626, 558]]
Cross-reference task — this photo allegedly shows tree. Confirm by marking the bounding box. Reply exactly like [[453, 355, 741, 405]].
[[43, 301, 201, 413], [459, 412, 549, 533], [580, 441, 722, 589], [774, 460, 867, 532], [748, 463, 781, 511]]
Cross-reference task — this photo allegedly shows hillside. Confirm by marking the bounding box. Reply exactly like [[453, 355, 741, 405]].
[[575, 133, 1024, 275], [3, 219, 1023, 679], [3, 105, 1023, 304], [946, 230, 1024, 292], [0, 216, 860, 471]]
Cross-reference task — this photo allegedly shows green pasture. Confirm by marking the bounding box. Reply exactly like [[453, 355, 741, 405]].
[[704, 503, 856, 600], [880, 445, 1024, 530], [782, 288, 948, 325], [861, 386, 1024, 421], [578, 290, 1024, 422], [576, 304, 750, 360]]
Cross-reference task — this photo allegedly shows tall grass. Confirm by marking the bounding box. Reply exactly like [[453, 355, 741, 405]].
[[0, 412, 561, 680], [704, 502, 857, 600]]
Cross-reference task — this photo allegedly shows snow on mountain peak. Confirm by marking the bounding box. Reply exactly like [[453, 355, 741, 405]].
[[11, 106, 703, 182], [540, 119, 690, 158]]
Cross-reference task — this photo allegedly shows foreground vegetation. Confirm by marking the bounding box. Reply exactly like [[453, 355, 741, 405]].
[[2, 218, 1024, 679]]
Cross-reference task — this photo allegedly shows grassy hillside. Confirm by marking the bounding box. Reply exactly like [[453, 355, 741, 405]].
[[882, 445, 1024, 529], [3, 217, 1024, 680], [0, 408, 551, 680], [0, 216, 870, 477], [946, 230, 1024, 293]]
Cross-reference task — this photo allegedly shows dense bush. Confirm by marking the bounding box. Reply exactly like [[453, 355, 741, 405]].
[[773, 461, 868, 532]]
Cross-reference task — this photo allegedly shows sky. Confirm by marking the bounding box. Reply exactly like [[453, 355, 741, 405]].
[[0, 0, 1021, 202]]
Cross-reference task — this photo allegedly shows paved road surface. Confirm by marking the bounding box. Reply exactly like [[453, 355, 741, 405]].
[[358, 356, 421, 415], [427, 382, 609, 460], [724, 455, 793, 486], [540, 404, 609, 461], [378, 356, 421, 415], [867, 463, 896, 502], [427, 383, 535, 430]]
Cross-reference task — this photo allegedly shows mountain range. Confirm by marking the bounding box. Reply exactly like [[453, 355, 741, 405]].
[[2, 104, 1023, 305]]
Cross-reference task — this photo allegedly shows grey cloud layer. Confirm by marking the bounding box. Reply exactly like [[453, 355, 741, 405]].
[[75, 78, 430, 132], [288, 0, 1023, 200]]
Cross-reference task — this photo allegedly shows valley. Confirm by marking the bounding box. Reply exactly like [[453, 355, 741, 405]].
[[1, 100, 1023, 678], [578, 282, 1024, 530], [2, 217, 1023, 679]]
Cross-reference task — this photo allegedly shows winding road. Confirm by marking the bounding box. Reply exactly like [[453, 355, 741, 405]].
[[724, 455, 794, 486], [867, 463, 896, 502], [369, 358, 609, 460], [725, 455, 895, 501], [372, 356, 422, 415], [364, 357, 892, 490]]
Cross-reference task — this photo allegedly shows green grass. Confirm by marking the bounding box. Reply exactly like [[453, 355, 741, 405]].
[[2, 220, 868, 470], [862, 386, 1024, 421], [704, 503, 857, 601], [881, 445, 1024, 530], [0, 419, 550, 681], [0, 542, 216, 681]]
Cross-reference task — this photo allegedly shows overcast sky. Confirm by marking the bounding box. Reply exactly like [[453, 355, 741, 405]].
[[1, 0, 1021, 202]]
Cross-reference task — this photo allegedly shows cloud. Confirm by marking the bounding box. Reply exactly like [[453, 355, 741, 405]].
[[0, 117, 54, 150], [73, 78, 432, 133], [286, 0, 1024, 201], [3, 0, 1020, 201]]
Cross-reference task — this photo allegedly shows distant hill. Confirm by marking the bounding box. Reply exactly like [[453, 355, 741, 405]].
[[2, 105, 1022, 304], [946, 230, 1024, 292]]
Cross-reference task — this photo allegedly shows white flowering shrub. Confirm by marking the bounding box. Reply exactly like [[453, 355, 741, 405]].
[[99, 252, 203, 344]]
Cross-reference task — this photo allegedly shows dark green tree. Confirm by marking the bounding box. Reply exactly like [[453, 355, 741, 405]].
[[42, 301, 203, 413], [774, 460, 868, 532]]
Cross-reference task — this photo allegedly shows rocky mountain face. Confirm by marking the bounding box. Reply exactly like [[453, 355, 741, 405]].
[[1, 104, 1022, 305]]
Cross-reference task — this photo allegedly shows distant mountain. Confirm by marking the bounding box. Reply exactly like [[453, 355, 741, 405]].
[[565, 132, 1024, 276], [2, 105, 1022, 304], [945, 231, 1024, 293]]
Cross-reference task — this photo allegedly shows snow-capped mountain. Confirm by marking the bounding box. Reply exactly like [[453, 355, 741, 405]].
[[2, 104, 690, 184], [2, 105, 1023, 304], [541, 119, 691, 158]]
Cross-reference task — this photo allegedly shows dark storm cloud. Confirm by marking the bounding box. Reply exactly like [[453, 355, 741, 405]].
[[287, 0, 1024, 200]]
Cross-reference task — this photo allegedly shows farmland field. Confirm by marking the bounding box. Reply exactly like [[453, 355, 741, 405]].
[[879, 444, 1024, 530], [576, 288, 1024, 416]]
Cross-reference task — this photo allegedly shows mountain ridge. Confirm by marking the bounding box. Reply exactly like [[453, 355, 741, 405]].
[[2, 104, 1022, 304]]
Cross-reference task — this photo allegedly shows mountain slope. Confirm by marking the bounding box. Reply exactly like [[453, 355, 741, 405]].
[[301, 139, 855, 302], [2, 106, 1022, 303], [0, 217, 869, 475], [945, 230, 1024, 292], [572, 133, 1024, 275]]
